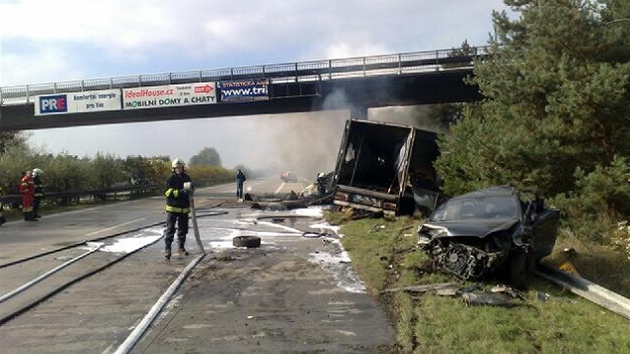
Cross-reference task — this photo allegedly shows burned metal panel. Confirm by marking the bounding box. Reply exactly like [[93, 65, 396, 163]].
[[332, 119, 441, 215], [335, 120, 413, 195]]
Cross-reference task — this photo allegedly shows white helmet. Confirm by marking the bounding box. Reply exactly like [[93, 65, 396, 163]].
[[318, 172, 326, 178], [172, 158, 185, 169], [33, 168, 43, 176]]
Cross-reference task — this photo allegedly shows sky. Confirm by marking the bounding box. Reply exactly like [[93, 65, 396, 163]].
[[0, 0, 508, 178]]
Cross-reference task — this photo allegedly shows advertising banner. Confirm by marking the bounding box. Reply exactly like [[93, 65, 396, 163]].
[[218, 79, 269, 103], [34, 89, 121, 116], [122, 83, 216, 110]]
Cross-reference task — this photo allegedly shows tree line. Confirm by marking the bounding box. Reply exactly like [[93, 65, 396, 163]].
[[0, 134, 237, 204]]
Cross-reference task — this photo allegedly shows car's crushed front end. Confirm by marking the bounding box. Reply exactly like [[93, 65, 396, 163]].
[[418, 219, 521, 280], [417, 185, 560, 287]]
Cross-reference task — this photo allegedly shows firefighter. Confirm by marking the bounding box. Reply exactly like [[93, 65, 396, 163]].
[[164, 158, 194, 260], [32, 168, 44, 218], [316, 172, 327, 195], [19, 170, 37, 221]]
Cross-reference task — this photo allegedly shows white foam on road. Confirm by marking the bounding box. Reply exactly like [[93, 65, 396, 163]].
[[308, 249, 366, 293], [85, 227, 163, 254]]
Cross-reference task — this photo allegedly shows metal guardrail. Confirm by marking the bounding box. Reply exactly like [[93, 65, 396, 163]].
[[0, 184, 162, 206], [0, 46, 489, 106], [0, 177, 233, 206]]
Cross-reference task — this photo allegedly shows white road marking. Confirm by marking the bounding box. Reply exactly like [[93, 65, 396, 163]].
[[85, 218, 146, 236], [274, 182, 285, 194]]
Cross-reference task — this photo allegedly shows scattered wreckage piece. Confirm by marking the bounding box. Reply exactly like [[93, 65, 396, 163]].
[[244, 191, 298, 203], [461, 292, 516, 307], [251, 200, 308, 211], [298, 172, 335, 206], [381, 281, 527, 307], [417, 185, 560, 289], [244, 191, 308, 210], [380, 282, 460, 295]]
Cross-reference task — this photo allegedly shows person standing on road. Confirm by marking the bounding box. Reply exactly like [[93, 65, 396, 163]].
[[32, 168, 45, 219], [235, 169, 246, 201], [19, 170, 37, 222], [164, 158, 194, 260]]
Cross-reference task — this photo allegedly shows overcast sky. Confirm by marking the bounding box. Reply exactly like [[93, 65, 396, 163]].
[[0, 0, 508, 177]]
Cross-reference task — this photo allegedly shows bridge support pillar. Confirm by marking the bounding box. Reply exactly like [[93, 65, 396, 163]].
[[350, 105, 368, 120]]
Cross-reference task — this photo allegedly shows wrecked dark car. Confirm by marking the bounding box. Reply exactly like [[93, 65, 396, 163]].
[[417, 185, 560, 288]]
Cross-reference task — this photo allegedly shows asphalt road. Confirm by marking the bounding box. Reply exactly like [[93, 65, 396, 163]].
[[0, 179, 396, 354]]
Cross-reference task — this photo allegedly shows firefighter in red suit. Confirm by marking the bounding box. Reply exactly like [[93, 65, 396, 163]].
[[19, 170, 37, 222]]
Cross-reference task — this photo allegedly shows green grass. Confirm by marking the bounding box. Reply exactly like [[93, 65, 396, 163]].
[[334, 213, 630, 354]]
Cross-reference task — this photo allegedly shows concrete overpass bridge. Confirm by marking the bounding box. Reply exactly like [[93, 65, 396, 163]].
[[0, 46, 488, 131]]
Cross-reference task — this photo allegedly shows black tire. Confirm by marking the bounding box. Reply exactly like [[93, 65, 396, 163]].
[[233, 236, 261, 248]]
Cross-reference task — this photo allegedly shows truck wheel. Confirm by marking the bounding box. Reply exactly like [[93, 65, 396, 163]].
[[233, 236, 261, 248]]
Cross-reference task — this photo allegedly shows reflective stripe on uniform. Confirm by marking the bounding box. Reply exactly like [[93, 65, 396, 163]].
[[166, 205, 190, 213], [165, 188, 179, 198]]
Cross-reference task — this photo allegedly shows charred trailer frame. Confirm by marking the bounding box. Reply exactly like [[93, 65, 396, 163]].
[[330, 119, 442, 216]]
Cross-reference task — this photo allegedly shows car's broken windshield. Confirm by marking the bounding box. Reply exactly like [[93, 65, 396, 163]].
[[430, 196, 519, 221]]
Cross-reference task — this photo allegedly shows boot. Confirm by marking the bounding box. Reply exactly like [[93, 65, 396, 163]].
[[165, 245, 172, 260], [178, 246, 189, 256], [28, 212, 39, 221]]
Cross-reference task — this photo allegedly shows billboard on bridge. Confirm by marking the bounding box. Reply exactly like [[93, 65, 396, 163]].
[[218, 79, 269, 103], [122, 83, 216, 110], [34, 89, 121, 116]]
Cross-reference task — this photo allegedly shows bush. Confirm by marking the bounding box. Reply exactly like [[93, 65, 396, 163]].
[[551, 156, 630, 245]]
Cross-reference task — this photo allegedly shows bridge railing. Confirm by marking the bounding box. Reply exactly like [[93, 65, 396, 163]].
[[0, 46, 489, 106]]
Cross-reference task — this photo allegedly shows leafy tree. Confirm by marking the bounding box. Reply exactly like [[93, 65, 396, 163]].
[[123, 155, 171, 186], [0, 143, 34, 194], [46, 154, 91, 205], [90, 153, 126, 189], [437, 0, 630, 201], [189, 147, 222, 167], [0, 131, 29, 155]]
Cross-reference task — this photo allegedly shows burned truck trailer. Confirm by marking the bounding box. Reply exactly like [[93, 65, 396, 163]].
[[331, 119, 442, 216]]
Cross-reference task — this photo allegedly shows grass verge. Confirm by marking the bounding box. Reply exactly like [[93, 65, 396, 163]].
[[333, 213, 630, 354]]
